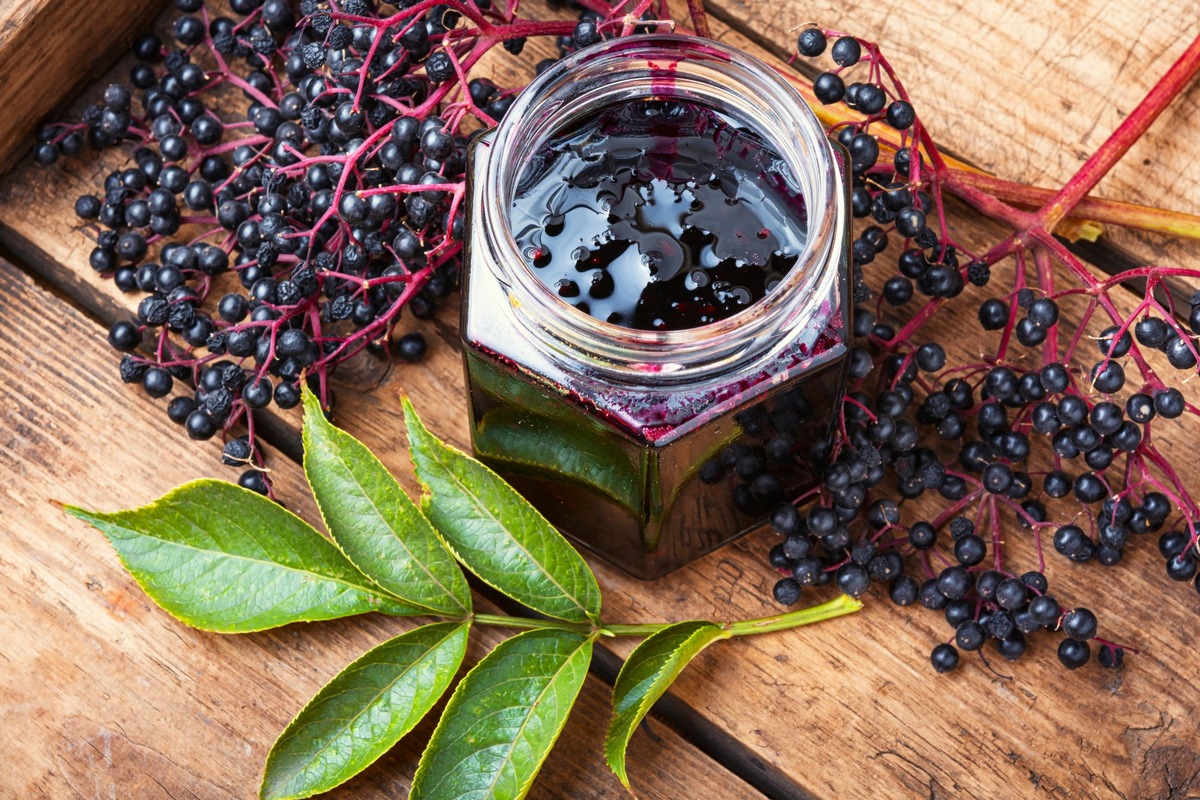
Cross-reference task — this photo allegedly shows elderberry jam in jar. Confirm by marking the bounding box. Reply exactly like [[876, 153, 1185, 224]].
[[462, 35, 851, 579]]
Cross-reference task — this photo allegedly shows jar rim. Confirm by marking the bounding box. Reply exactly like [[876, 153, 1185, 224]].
[[477, 33, 845, 383]]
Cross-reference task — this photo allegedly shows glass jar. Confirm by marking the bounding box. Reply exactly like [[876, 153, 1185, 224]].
[[461, 34, 851, 579]]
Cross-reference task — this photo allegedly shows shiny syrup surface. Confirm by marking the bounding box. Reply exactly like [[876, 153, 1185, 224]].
[[509, 99, 808, 331]]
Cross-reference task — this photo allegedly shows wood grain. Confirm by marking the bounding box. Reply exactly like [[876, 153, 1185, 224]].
[[0, 0, 162, 174], [0, 258, 760, 799], [2, 1, 1200, 799]]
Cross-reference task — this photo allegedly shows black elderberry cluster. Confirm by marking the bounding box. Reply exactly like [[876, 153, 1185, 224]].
[[45, 0, 602, 491], [794, 28, 963, 306], [41, 0, 649, 493], [780, 28, 1200, 672]]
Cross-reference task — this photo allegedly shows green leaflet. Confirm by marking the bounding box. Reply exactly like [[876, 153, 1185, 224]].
[[260, 621, 471, 800], [410, 629, 593, 800], [64, 480, 422, 632], [403, 398, 602, 626], [605, 621, 730, 787], [301, 385, 471, 616]]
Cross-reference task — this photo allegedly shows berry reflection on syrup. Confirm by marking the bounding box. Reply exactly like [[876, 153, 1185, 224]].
[[511, 99, 808, 331]]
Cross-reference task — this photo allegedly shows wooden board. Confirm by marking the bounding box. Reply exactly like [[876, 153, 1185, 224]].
[[3, 1, 1200, 798], [0, 0, 162, 173], [0, 257, 761, 799]]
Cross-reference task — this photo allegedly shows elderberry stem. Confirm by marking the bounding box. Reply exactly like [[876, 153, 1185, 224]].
[[684, 0, 711, 38], [946, 170, 1200, 240], [471, 614, 593, 632], [471, 597, 862, 638], [724, 595, 863, 637], [1039, 32, 1200, 230]]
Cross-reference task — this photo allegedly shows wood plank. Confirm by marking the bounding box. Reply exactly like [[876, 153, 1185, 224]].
[[4, 2, 1200, 798], [0, 0, 162, 173], [0, 257, 761, 799], [704, 0, 1200, 279]]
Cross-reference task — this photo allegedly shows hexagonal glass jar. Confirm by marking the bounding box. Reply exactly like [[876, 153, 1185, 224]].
[[460, 34, 851, 579]]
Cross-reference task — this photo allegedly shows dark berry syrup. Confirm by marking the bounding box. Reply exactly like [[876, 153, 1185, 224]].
[[510, 99, 808, 330]]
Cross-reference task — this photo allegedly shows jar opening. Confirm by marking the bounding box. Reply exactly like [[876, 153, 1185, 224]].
[[477, 34, 845, 382], [509, 96, 809, 332]]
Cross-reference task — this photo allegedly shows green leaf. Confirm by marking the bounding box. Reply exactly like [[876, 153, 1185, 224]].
[[411, 629, 593, 800], [301, 385, 471, 616], [605, 621, 730, 787], [403, 398, 602, 625], [63, 480, 422, 632], [261, 621, 470, 800]]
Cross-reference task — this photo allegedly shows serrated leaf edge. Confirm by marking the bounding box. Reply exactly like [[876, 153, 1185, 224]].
[[260, 620, 471, 800], [410, 629, 595, 800], [604, 622, 730, 787], [402, 396, 602, 626], [301, 386, 470, 616], [63, 480, 424, 632]]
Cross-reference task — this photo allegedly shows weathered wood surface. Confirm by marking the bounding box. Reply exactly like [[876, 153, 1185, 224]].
[[0, 257, 762, 799], [0, 0, 162, 173], [2, 1, 1200, 798]]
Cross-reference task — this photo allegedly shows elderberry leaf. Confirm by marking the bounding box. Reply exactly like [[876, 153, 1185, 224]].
[[63, 480, 423, 632], [301, 385, 471, 616], [260, 621, 470, 800], [403, 397, 602, 625], [410, 629, 593, 800], [604, 621, 730, 787]]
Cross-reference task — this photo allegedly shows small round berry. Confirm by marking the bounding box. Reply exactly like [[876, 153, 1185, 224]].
[[770, 503, 801, 535], [142, 367, 173, 398], [796, 28, 827, 57], [395, 331, 428, 362], [1028, 595, 1061, 627], [1135, 316, 1170, 348], [885, 100, 915, 129], [185, 409, 218, 440], [222, 437, 253, 467], [996, 632, 1027, 661], [936, 566, 971, 600], [982, 463, 1013, 494], [830, 36, 862, 66], [1061, 608, 1097, 641], [930, 643, 959, 673], [1153, 388, 1185, 419], [1165, 337, 1198, 369], [108, 320, 141, 352], [835, 563, 870, 598], [995, 579, 1028, 611], [813, 73, 845, 104], [238, 469, 270, 495], [573, 19, 602, 49], [1166, 552, 1197, 582], [274, 381, 301, 409], [166, 396, 197, 425], [889, 575, 919, 606], [1097, 325, 1132, 358], [1073, 473, 1106, 504], [1097, 644, 1124, 669], [915, 343, 946, 372], [978, 298, 1010, 330], [1027, 298, 1059, 328], [75, 194, 101, 219], [955, 620, 986, 651], [1057, 638, 1090, 670], [425, 50, 455, 84], [773, 577, 802, 606]]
